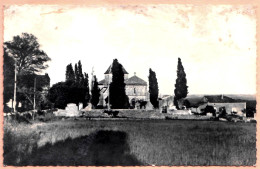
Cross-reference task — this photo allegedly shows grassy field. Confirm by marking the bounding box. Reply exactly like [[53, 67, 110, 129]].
[[4, 118, 256, 166]]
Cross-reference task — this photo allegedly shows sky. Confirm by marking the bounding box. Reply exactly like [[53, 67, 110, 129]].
[[4, 4, 256, 95]]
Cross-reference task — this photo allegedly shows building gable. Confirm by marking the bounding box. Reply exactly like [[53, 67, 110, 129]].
[[125, 75, 147, 85]]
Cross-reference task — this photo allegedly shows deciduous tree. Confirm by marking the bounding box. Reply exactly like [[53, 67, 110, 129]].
[[4, 33, 51, 111], [4, 33, 51, 74]]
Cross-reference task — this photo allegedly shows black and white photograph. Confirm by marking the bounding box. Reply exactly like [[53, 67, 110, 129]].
[[3, 4, 257, 166]]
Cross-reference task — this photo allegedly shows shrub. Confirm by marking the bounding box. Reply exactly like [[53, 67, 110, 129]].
[[37, 110, 45, 116], [35, 110, 56, 122], [103, 110, 119, 117], [203, 106, 216, 116], [246, 108, 255, 117]]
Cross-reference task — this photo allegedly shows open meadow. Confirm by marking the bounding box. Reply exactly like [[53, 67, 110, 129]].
[[4, 118, 256, 166]]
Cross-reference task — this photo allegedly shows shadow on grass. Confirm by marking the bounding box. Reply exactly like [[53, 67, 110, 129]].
[[19, 130, 143, 166]]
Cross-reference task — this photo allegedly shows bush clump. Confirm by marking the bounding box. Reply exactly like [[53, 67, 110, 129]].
[[103, 110, 119, 117]]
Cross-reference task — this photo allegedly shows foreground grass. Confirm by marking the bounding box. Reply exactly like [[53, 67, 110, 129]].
[[4, 118, 256, 166]]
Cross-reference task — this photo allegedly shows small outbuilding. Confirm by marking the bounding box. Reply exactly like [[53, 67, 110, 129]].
[[188, 95, 246, 116]]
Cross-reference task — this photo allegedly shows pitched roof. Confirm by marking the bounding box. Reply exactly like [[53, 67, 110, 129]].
[[185, 97, 204, 107], [98, 75, 147, 85], [104, 65, 128, 74], [125, 75, 147, 85]]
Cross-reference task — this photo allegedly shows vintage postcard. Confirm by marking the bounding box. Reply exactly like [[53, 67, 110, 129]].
[[0, 0, 258, 168]]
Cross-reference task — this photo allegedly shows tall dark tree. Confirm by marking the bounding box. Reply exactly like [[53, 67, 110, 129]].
[[83, 73, 90, 105], [148, 68, 159, 108], [3, 47, 15, 112], [77, 60, 84, 85], [74, 63, 79, 84], [174, 58, 188, 109], [91, 75, 100, 108], [65, 63, 75, 82], [109, 59, 128, 109]]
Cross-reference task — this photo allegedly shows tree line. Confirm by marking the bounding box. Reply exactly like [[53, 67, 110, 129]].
[[3, 32, 189, 112], [47, 61, 100, 109]]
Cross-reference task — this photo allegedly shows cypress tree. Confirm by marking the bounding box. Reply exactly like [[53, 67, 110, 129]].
[[109, 59, 128, 109], [77, 60, 84, 85], [84, 73, 90, 105], [148, 68, 159, 108], [91, 75, 100, 108], [74, 63, 79, 84], [65, 63, 75, 82], [174, 58, 188, 109]]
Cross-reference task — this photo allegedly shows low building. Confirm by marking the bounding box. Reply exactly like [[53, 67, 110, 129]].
[[189, 95, 246, 116]]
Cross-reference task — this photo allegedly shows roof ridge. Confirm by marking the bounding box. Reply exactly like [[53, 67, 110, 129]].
[[125, 75, 147, 85]]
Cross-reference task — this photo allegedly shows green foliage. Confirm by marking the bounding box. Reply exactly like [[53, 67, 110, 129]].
[[91, 76, 100, 108], [174, 58, 188, 109], [148, 68, 159, 108], [109, 59, 129, 109]]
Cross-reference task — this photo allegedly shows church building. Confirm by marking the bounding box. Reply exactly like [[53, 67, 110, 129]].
[[98, 64, 148, 107]]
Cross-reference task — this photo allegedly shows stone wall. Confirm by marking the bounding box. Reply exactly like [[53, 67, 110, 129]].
[[167, 110, 192, 115], [196, 102, 246, 115]]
